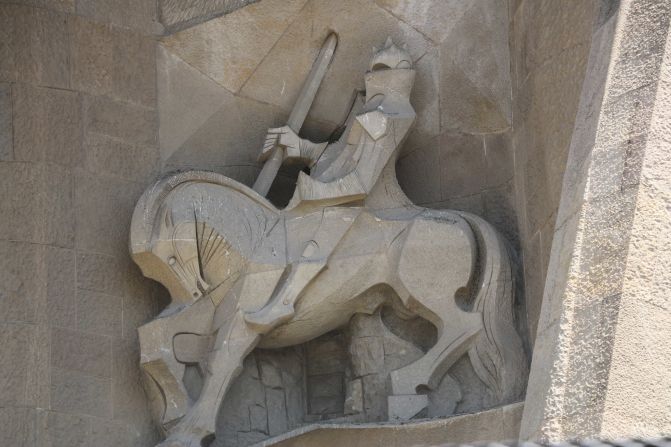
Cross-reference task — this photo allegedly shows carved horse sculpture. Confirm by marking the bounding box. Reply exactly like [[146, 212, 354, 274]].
[[131, 38, 527, 447], [131, 171, 527, 447]]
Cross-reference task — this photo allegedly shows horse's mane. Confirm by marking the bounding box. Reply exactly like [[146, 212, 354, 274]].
[[130, 170, 278, 255]]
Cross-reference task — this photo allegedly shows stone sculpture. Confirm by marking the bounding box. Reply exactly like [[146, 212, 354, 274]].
[[130, 36, 528, 447]]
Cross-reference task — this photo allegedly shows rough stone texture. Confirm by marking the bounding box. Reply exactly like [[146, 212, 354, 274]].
[[521, 0, 671, 441], [0, 3, 164, 446], [260, 402, 524, 447], [0, 82, 12, 160], [159, 0, 259, 33], [509, 0, 602, 344]]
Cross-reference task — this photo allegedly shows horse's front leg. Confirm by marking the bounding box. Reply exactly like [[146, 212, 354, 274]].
[[158, 311, 260, 447]]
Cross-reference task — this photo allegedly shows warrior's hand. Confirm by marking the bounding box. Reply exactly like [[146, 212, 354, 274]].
[[260, 126, 301, 162]]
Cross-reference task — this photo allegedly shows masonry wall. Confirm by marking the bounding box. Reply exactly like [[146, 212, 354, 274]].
[[508, 0, 604, 345], [0, 0, 616, 444], [0, 2, 165, 445]]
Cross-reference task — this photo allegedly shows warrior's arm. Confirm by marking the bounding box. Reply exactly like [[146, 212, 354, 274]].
[[260, 126, 327, 167]]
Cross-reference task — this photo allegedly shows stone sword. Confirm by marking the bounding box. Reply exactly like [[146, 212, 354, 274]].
[[252, 32, 338, 196]]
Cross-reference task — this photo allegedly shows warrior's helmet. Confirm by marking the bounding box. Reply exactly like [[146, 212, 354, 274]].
[[370, 37, 413, 71]]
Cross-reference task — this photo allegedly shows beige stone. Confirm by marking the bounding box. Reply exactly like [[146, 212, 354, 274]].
[[161, 0, 307, 93], [131, 43, 527, 447], [0, 5, 70, 88], [70, 16, 156, 106], [50, 367, 112, 418], [13, 83, 83, 167], [159, 0, 258, 32], [0, 83, 11, 160], [0, 163, 74, 247]]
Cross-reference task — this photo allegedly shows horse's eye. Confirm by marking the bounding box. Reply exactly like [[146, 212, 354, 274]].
[[168, 256, 177, 266]]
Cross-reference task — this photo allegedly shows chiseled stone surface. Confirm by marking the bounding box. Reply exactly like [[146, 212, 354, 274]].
[[521, 0, 671, 441], [159, 0, 259, 32], [510, 0, 601, 345], [0, 3, 164, 446], [130, 40, 527, 447], [162, 0, 307, 93]]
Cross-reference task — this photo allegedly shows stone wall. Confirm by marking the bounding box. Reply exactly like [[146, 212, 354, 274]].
[[509, 0, 603, 345], [0, 1, 165, 445]]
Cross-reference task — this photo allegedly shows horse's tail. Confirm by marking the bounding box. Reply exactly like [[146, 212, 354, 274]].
[[457, 211, 528, 405]]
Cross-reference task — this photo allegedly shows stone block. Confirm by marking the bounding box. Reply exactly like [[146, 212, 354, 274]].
[[70, 17, 156, 106], [84, 95, 157, 147], [156, 44, 233, 162], [51, 327, 111, 377], [375, 0, 472, 44], [0, 5, 69, 88], [25, 324, 50, 408], [0, 323, 35, 406], [0, 406, 35, 447], [77, 289, 122, 337], [439, 132, 485, 199], [13, 84, 83, 167], [606, 0, 671, 97], [159, 0, 259, 31], [45, 246, 76, 328], [76, 251, 128, 297], [259, 359, 283, 388], [483, 131, 514, 189], [50, 367, 112, 418], [0, 163, 74, 247], [0, 240, 43, 324], [240, 0, 433, 128], [349, 336, 384, 377], [396, 140, 442, 205], [122, 293, 159, 340], [482, 181, 519, 249], [87, 417, 135, 447], [265, 387, 288, 436], [76, 0, 160, 34], [112, 339, 153, 424], [249, 404, 267, 434], [163, 91, 286, 172], [84, 132, 158, 183], [523, 231, 543, 345], [162, 0, 307, 93], [237, 430, 268, 446], [439, 0, 511, 133], [511, 0, 598, 90], [305, 333, 348, 376], [75, 173, 144, 258], [308, 379, 344, 415], [36, 410, 89, 447], [0, 83, 11, 160]]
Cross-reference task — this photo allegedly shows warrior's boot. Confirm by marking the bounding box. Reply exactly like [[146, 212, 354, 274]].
[[243, 261, 325, 334]]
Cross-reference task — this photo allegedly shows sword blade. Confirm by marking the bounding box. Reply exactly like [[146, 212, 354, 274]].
[[253, 33, 338, 196]]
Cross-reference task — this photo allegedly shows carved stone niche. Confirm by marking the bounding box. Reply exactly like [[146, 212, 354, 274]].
[[131, 37, 529, 447]]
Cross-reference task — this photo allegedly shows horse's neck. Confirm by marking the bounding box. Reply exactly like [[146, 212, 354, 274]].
[[365, 154, 414, 210]]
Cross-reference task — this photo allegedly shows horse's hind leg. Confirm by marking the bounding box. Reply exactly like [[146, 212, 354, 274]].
[[387, 217, 483, 420], [158, 311, 259, 447]]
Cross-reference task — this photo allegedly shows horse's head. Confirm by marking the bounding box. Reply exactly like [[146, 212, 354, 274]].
[[130, 176, 215, 305], [132, 200, 210, 304]]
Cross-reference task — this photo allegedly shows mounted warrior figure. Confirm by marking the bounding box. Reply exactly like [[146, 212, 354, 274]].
[[130, 36, 528, 447]]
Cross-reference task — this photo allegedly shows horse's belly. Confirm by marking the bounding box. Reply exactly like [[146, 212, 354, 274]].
[[258, 305, 352, 348]]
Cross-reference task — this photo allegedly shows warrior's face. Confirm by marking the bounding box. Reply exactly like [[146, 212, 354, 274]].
[[364, 38, 415, 102]]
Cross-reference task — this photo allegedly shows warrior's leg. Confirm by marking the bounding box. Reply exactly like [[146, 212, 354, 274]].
[[243, 261, 324, 334], [158, 311, 259, 447]]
